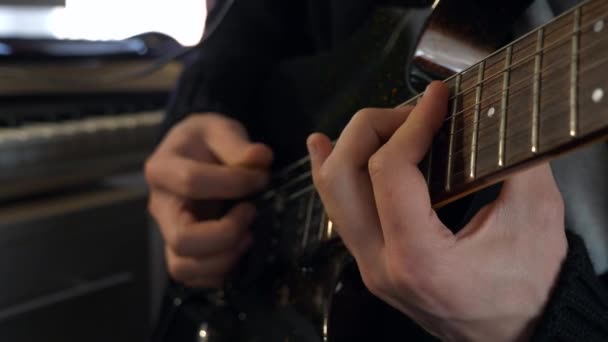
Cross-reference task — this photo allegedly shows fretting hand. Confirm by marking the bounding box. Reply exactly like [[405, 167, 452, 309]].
[[306, 82, 567, 341]]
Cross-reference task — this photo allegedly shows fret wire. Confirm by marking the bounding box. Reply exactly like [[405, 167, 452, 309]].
[[570, 7, 581, 137], [265, 52, 607, 206], [269, 0, 607, 198], [499, 46, 512, 167], [437, 45, 608, 159], [449, 59, 608, 159], [317, 210, 326, 242], [432, 27, 600, 130], [433, 10, 608, 121], [269, 34, 608, 203], [447, 67, 608, 163], [292, 96, 608, 194], [532, 28, 544, 153], [449, 0, 604, 86], [470, 62, 484, 179], [434, 110, 608, 185], [440, 29, 608, 138], [434, 0, 605, 104], [262, 77, 606, 208], [438, 108, 608, 185], [446, 74, 461, 191]]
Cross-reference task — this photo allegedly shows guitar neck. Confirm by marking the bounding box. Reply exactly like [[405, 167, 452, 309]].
[[424, 0, 608, 207], [259, 0, 608, 248]]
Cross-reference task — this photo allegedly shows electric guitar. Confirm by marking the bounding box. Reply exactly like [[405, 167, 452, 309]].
[[153, 0, 608, 340]]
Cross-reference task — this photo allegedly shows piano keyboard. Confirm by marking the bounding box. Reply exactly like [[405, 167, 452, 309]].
[[0, 111, 164, 200]]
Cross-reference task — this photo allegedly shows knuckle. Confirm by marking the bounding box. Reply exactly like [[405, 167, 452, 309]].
[[219, 219, 242, 246], [171, 236, 191, 257], [183, 113, 209, 127], [176, 168, 200, 194], [387, 260, 414, 291], [163, 222, 186, 253], [352, 108, 375, 124], [143, 157, 158, 184], [170, 225, 194, 257], [315, 162, 337, 192], [368, 151, 388, 179], [213, 115, 246, 134], [166, 254, 189, 282], [386, 252, 438, 293]]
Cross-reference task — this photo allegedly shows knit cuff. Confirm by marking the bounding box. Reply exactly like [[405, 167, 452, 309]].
[[532, 231, 608, 341]]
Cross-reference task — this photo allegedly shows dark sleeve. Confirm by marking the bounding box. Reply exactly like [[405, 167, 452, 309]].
[[532, 231, 608, 341], [161, 0, 316, 136]]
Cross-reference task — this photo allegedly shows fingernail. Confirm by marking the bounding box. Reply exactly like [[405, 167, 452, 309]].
[[306, 136, 317, 155], [423, 83, 432, 97]]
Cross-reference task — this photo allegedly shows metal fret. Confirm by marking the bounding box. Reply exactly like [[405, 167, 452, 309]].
[[499, 47, 512, 167], [317, 210, 326, 242], [446, 74, 461, 191], [317, 211, 335, 242], [570, 8, 581, 137], [470, 62, 485, 179], [532, 28, 544, 153]]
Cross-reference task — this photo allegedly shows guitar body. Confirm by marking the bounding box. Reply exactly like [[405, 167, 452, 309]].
[[154, 1, 562, 341]]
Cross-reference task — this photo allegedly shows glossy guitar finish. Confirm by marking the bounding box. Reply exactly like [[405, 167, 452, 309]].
[[155, 0, 608, 341]]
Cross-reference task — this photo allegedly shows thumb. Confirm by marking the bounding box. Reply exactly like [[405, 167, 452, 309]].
[[234, 143, 274, 169]]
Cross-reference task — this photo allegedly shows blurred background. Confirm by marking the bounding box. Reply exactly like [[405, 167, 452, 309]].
[[0, 0, 208, 341]]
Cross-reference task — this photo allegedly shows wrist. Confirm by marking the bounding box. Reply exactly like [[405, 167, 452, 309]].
[[439, 316, 537, 342]]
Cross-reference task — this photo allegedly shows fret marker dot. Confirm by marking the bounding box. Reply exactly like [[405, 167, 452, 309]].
[[592, 88, 604, 103], [595, 20, 605, 33], [487, 107, 496, 118]]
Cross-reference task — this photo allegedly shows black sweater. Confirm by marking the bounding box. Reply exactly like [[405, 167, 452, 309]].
[[163, 0, 608, 340]]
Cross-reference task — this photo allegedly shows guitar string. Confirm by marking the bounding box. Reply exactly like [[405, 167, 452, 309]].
[[255, 1, 608, 245], [403, 5, 608, 123], [262, 100, 608, 210], [452, 0, 608, 91], [428, 52, 608, 159], [442, 45, 607, 141], [431, 116, 608, 186], [268, 92, 607, 204], [440, 11, 608, 124], [274, 44, 608, 195], [441, 0, 607, 105], [274, 7, 608, 181], [431, 32, 606, 140], [270, 49, 608, 196], [437, 25, 607, 130]]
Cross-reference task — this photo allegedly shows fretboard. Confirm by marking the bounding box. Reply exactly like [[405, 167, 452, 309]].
[[258, 0, 608, 250], [422, 0, 608, 207]]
